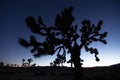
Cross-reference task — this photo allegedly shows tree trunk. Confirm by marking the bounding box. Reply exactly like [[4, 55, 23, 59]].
[[74, 56, 84, 80], [71, 61, 73, 68], [71, 43, 84, 80], [70, 56, 73, 68], [72, 52, 84, 80]]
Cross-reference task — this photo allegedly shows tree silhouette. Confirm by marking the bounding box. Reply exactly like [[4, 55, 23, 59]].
[[56, 53, 66, 66], [31, 63, 36, 67], [50, 62, 53, 66], [0, 62, 4, 67], [53, 58, 60, 66], [22, 58, 25, 67], [51, 54, 65, 67], [14, 64, 17, 67], [67, 57, 74, 68], [18, 6, 107, 80], [27, 58, 33, 66]]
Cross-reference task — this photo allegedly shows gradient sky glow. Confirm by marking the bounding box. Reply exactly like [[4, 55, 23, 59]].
[[0, 0, 120, 67]]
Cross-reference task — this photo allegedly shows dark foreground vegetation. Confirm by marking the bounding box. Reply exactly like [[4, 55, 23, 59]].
[[0, 64, 120, 80]]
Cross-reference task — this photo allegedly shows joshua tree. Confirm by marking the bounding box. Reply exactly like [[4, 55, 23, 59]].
[[11, 64, 14, 67], [6, 64, 10, 67], [27, 58, 33, 66], [57, 53, 66, 66], [22, 59, 25, 67], [14, 64, 17, 67], [31, 63, 36, 67], [50, 62, 53, 66], [53, 58, 60, 66], [67, 57, 74, 68], [0, 62, 4, 67], [18, 6, 107, 80]]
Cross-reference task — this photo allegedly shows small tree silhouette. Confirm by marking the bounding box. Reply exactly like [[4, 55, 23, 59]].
[[50, 62, 53, 66], [57, 53, 66, 66], [31, 63, 36, 67], [18, 6, 107, 80], [53, 58, 60, 66], [27, 58, 33, 66], [67, 57, 74, 68], [0, 62, 4, 67], [6, 64, 10, 67], [22, 58, 25, 67]]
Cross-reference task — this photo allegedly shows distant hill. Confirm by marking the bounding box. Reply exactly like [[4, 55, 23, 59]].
[[83, 63, 120, 80], [110, 63, 120, 68]]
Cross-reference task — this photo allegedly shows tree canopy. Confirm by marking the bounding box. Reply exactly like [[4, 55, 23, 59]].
[[18, 6, 107, 80]]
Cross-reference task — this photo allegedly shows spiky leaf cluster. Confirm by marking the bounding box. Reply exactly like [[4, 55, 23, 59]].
[[80, 20, 107, 61], [18, 35, 55, 57], [55, 6, 75, 32], [54, 6, 79, 49]]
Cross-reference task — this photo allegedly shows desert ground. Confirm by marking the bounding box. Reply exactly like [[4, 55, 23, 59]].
[[0, 64, 120, 80]]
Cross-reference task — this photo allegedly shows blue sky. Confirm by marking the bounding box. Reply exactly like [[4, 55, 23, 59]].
[[0, 0, 120, 67]]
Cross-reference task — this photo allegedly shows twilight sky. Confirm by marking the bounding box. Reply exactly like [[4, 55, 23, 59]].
[[0, 0, 120, 67]]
